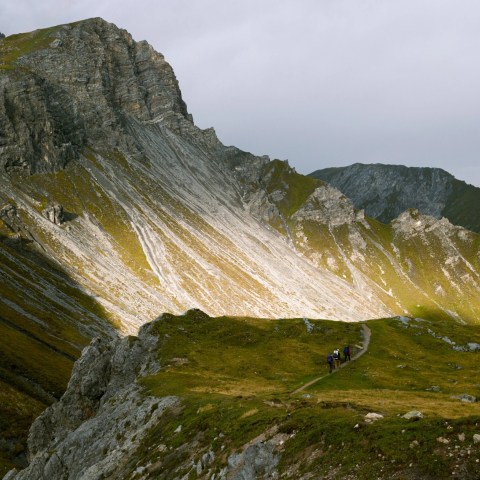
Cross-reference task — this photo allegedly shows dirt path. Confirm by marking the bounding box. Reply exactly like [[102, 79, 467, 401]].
[[291, 323, 371, 394]]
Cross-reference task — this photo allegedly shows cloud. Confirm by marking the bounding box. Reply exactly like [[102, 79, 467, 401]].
[[2, 0, 480, 186]]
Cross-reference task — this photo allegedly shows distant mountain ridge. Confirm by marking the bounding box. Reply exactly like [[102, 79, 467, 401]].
[[309, 163, 480, 233]]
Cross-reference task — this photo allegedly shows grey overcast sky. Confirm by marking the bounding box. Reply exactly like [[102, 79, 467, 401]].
[[3, 1, 480, 186]]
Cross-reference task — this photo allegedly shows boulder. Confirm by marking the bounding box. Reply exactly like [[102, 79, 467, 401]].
[[50, 39, 64, 48], [473, 434, 480, 444], [42, 202, 64, 225], [450, 394, 476, 403], [365, 413, 384, 420], [0, 204, 20, 232], [402, 410, 423, 419]]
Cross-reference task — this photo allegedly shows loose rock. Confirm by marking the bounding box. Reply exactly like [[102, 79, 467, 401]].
[[0, 204, 20, 232], [365, 413, 384, 420], [402, 410, 423, 419], [42, 202, 64, 225], [450, 394, 476, 403]]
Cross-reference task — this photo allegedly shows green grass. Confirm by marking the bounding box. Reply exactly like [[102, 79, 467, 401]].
[[0, 26, 62, 70], [0, 380, 47, 477], [263, 160, 322, 218], [132, 311, 480, 478], [142, 311, 363, 396], [0, 321, 72, 399]]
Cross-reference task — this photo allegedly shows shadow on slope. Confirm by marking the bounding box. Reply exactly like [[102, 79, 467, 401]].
[[0, 230, 117, 475]]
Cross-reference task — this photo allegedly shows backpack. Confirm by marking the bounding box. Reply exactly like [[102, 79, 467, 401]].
[[327, 354, 333, 363], [333, 349, 340, 360], [344, 346, 349, 354]]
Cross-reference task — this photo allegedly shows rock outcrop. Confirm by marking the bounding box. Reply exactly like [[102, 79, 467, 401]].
[[3, 315, 284, 480], [0, 17, 192, 175], [309, 163, 480, 233], [41, 202, 64, 225], [226, 441, 280, 480], [6, 319, 175, 480], [0, 204, 20, 232], [291, 185, 361, 227]]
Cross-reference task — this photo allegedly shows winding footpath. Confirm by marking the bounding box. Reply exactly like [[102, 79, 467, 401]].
[[292, 323, 372, 394]]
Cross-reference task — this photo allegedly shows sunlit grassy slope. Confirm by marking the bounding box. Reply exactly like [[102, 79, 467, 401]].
[[135, 310, 480, 479], [0, 22, 83, 71]]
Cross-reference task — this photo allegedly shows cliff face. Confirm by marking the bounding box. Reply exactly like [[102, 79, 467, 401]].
[[0, 18, 190, 175], [309, 163, 480, 234]]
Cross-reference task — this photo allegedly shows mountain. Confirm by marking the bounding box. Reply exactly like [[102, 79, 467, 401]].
[[1, 18, 480, 476], [309, 163, 480, 233]]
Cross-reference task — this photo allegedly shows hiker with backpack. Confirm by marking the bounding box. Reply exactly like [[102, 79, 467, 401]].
[[333, 349, 341, 369], [327, 353, 333, 373], [343, 345, 351, 362]]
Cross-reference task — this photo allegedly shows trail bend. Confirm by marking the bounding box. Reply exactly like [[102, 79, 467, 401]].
[[291, 323, 371, 394]]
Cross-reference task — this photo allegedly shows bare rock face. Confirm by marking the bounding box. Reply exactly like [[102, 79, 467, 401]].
[[41, 202, 64, 225], [309, 163, 480, 234], [309, 163, 454, 224], [292, 185, 356, 227], [225, 441, 280, 479], [0, 204, 20, 232], [0, 17, 192, 175], [6, 319, 173, 480]]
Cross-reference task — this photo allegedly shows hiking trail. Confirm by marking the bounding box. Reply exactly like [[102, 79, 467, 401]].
[[291, 323, 371, 394]]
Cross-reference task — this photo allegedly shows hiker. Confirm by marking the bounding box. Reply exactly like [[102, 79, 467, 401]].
[[327, 353, 333, 373], [344, 345, 351, 362], [333, 349, 341, 369]]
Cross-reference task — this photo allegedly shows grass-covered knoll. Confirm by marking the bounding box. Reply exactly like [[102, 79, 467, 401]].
[[133, 311, 480, 479], [0, 25, 64, 70], [262, 160, 323, 218], [142, 311, 363, 396]]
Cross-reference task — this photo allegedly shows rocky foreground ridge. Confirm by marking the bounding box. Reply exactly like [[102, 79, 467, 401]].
[[4, 311, 480, 479], [309, 163, 480, 233]]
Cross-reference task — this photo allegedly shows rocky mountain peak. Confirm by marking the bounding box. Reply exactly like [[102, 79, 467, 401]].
[[0, 17, 191, 175]]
